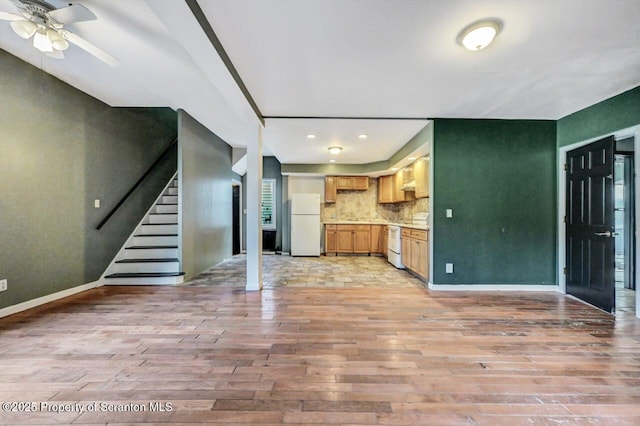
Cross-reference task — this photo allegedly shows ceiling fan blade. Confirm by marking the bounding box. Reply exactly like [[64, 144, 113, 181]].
[[0, 11, 21, 21], [60, 30, 119, 67], [48, 4, 96, 24], [46, 50, 64, 59]]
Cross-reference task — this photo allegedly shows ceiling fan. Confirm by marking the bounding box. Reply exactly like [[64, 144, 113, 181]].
[[0, 0, 118, 66]]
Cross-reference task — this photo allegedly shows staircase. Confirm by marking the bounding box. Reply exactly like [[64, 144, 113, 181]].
[[102, 174, 185, 285]]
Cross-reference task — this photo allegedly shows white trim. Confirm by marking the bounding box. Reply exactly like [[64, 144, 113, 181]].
[[557, 125, 640, 318], [0, 281, 101, 319], [429, 283, 561, 292], [426, 122, 434, 288]]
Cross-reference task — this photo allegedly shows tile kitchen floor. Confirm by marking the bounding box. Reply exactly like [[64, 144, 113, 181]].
[[187, 254, 425, 289]]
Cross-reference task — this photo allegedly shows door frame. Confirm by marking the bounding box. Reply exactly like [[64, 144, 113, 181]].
[[557, 125, 640, 318]]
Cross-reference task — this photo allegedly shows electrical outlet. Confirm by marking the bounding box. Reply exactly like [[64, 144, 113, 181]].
[[446, 209, 453, 218], [0, 279, 7, 292], [445, 263, 454, 274], [94, 199, 100, 208]]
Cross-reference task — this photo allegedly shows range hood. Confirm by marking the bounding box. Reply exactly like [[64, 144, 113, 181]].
[[401, 180, 416, 190]]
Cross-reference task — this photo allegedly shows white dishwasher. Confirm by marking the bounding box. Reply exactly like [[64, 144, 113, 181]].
[[387, 225, 404, 268]]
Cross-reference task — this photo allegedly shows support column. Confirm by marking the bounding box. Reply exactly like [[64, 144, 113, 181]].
[[246, 123, 263, 291]]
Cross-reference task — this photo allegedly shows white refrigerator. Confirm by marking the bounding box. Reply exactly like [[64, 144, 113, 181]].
[[290, 193, 321, 256]]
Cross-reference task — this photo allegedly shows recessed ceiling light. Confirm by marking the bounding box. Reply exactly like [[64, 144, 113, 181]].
[[358, 134, 368, 140], [306, 134, 316, 139], [328, 146, 342, 155], [408, 157, 417, 161], [330, 159, 336, 163], [391, 167, 398, 171], [457, 18, 503, 51]]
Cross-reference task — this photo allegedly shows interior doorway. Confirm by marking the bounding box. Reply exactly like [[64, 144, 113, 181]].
[[614, 142, 636, 314], [232, 183, 241, 255]]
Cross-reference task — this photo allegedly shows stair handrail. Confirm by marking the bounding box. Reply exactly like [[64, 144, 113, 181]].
[[96, 138, 178, 230]]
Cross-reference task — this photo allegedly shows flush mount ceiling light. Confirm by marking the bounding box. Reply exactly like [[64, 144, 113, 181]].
[[358, 134, 368, 140], [328, 146, 342, 155], [457, 18, 503, 51], [306, 134, 316, 139], [329, 159, 336, 163], [408, 157, 417, 161]]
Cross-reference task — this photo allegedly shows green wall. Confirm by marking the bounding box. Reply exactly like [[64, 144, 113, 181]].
[[0, 50, 177, 310], [178, 110, 233, 279], [558, 86, 640, 147], [432, 119, 557, 285]]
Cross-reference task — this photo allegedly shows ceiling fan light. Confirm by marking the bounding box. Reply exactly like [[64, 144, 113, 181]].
[[33, 31, 53, 53], [10, 19, 36, 39], [47, 29, 69, 51], [457, 19, 503, 51]]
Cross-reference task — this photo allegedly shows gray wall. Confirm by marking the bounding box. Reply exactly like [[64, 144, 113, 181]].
[[178, 110, 233, 278], [0, 50, 177, 310]]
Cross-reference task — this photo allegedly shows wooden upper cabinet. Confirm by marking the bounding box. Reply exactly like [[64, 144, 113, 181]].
[[336, 176, 353, 190], [378, 175, 394, 203], [334, 176, 369, 190], [393, 170, 415, 202], [352, 176, 369, 190], [325, 176, 337, 203], [414, 156, 430, 199]]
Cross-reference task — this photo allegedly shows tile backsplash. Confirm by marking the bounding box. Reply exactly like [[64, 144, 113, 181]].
[[322, 178, 428, 223]]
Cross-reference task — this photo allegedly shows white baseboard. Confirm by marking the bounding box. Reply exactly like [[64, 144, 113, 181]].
[[0, 281, 102, 319], [428, 283, 561, 292]]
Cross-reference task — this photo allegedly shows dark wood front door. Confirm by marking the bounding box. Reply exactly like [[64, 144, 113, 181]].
[[566, 136, 615, 313]]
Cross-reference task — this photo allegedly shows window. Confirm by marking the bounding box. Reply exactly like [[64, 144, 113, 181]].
[[261, 179, 276, 230]]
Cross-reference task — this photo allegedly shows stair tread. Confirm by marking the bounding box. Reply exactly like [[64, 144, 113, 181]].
[[105, 272, 185, 278], [134, 234, 178, 237], [156, 203, 178, 206], [116, 258, 179, 263], [141, 223, 178, 226], [149, 213, 177, 215], [126, 245, 178, 249]]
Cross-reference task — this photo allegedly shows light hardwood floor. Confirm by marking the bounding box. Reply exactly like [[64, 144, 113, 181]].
[[1, 256, 639, 425]]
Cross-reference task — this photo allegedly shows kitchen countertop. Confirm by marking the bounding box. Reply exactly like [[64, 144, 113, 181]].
[[323, 220, 429, 231]]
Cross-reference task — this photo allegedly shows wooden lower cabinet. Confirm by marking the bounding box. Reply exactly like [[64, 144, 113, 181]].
[[336, 228, 355, 252], [415, 238, 427, 277], [325, 224, 372, 255], [353, 229, 370, 253], [381, 225, 388, 257], [400, 228, 429, 280], [325, 225, 337, 252], [370, 225, 382, 253]]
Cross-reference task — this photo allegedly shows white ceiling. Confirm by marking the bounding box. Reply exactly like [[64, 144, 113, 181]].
[[1, 0, 639, 168]]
